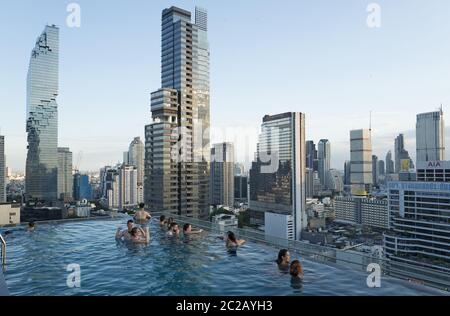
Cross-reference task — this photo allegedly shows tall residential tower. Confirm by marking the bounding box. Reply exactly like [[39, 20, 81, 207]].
[[145, 7, 210, 218]]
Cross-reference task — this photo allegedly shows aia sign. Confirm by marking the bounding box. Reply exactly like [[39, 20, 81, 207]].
[[428, 161, 442, 168]]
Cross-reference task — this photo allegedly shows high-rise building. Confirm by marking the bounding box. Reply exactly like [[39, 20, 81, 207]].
[[350, 129, 373, 194], [73, 173, 92, 201], [378, 160, 385, 176], [326, 169, 344, 194], [25, 25, 59, 203], [318, 139, 331, 188], [386, 151, 395, 174], [119, 165, 138, 211], [344, 160, 351, 185], [145, 6, 210, 219], [416, 109, 445, 163], [385, 160, 450, 274], [234, 175, 248, 202], [249, 112, 306, 240], [372, 155, 378, 186], [306, 168, 314, 198], [57, 147, 73, 201], [128, 137, 144, 186], [394, 134, 414, 173], [306, 141, 317, 171], [0, 135, 5, 202], [210, 143, 235, 208]]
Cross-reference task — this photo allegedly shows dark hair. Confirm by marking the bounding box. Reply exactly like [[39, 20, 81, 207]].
[[290, 260, 303, 277], [28, 221, 35, 228], [227, 231, 237, 243], [139, 203, 145, 209], [167, 217, 174, 227], [169, 222, 178, 230], [160, 215, 166, 222], [276, 249, 289, 265], [127, 220, 134, 225], [130, 227, 139, 237], [183, 223, 191, 232]]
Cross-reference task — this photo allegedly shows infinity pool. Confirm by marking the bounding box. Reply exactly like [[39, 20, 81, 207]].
[[0, 217, 443, 296]]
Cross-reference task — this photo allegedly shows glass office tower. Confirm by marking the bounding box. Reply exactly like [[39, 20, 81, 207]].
[[249, 112, 306, 240], [25, 25, 59, 203], [145, 7, 210, 218]]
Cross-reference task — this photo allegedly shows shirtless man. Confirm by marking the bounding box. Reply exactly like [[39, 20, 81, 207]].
[[134, 203, 151, 222]]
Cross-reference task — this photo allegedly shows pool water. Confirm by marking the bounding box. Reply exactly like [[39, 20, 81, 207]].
[[1, 217, 443, 296]]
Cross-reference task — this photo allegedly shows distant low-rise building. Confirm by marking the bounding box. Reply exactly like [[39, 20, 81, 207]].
[[334, 196, 388, 229]]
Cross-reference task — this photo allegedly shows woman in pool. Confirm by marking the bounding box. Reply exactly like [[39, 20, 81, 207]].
[[159, 215, 167, 227], [130, 227, 150, 244], [225, 231, 245, 249], [276, 249, 291, 271]]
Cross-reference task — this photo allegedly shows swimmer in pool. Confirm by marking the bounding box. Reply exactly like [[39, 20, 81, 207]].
[[166, 222, 180, 237], [276, 249, 291, 272], [27, 222, 36, 232], [166, 217, 174, 230], [183, 223, 203, 235], [225, 231, 245, 249], [133, 203, 152, 222], [130, 227, 150, 244], [290, 260, 304, 280], [159, 215, 167, 227], [115, 220, 134, 241]]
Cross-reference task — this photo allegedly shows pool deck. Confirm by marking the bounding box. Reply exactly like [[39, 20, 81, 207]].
[[0, 269, 9, 296]]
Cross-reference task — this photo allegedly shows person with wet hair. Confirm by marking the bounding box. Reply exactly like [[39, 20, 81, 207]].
[[276, 249, 291, 271], [166, 222, 180, 237], [290, 260, 304, 280], [225, 231, 245, 249], [116, 220, 134, 241]]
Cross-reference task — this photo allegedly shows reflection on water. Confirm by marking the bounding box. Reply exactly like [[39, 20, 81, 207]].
[[1, 218, 444, 296]]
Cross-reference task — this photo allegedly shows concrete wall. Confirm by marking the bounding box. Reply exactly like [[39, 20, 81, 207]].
[[0, 204, 21, 226]]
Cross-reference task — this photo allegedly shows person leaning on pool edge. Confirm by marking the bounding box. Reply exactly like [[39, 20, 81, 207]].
[[183, 223, 203, 235]]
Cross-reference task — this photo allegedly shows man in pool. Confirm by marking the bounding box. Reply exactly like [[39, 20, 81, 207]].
[[115, 220, 135, 241], [134, 203, 152, 222], [167, 222, 180, 237], [183, 223, 203, 235]]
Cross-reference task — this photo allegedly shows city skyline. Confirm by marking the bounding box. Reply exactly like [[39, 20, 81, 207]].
[[2, 1, 450, 172]]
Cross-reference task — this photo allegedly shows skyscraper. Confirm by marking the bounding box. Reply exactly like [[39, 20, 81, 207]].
[[416, 109, 445, 163], [318, 139, 331, 188], [210, 143, 235, 207], [57, 147, 73, 201], [119, 165, 138, 211], [378, 160, 385, 176], [394, 134, 413, 173], [73, 173, 92, 201], [350, 129, 373, 194], [306, 141, 317, 170], [386, 151, 395, 174], [145, 6, 210, 218], [249, 112, 306, 240], [372, 155, 378, 186], [0, 135, 5, 202], [25, 25, 59, 203], [344, 160, 351, 185], [128, 137, 144, 203]]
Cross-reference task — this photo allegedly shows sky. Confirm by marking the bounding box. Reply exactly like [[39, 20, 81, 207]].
[[1, 0, 450, 172]]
